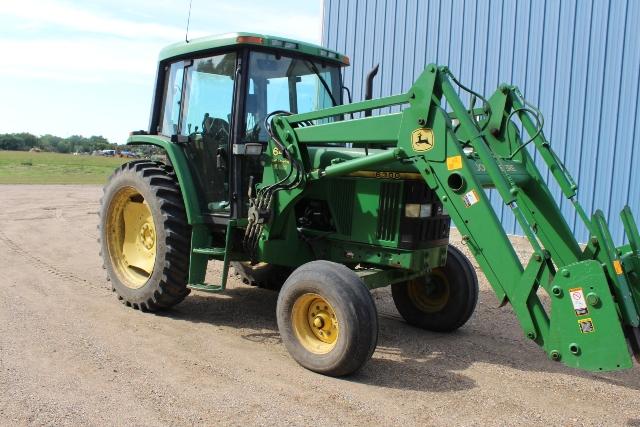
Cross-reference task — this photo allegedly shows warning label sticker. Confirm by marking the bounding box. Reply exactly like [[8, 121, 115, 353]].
[[578, 318, 595, 334], [447, 155, 463, 171], [462, 190, 480, 208], [613, 260, 624, 275], [569, 287, 589, 316]]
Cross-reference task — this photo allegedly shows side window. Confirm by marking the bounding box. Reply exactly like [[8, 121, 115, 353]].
[[297, 72, 334, 113], [180, 53, 237, 136], [266, 77, 291, 113], [160, 62, 184, 136], [296, 74, 316, 113]]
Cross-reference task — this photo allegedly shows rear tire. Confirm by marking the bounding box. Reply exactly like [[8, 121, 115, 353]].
[[99, 161, 190, 311], [276, 261, 378, 376], [391, 245, 478, 332]]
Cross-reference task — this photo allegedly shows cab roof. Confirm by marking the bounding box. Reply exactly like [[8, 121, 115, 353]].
[[159, 32, 350, 65]]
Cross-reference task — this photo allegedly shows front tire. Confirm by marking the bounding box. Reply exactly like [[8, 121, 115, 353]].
[[99, 161, 190, 311], [391, 245, 478, 332], [276, 261, 378, 376]]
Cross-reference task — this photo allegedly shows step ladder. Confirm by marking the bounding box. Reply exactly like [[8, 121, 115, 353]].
[[187, 220, 237, 293]]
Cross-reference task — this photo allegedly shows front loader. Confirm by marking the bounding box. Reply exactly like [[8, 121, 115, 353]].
[[99, 33, 640, 376]]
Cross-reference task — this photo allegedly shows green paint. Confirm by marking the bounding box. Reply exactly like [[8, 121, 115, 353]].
[[545, 261, 632, 371], [187, 220, 239, 293], [358, 268, 424, 290], [159, 32, 348, 65], [127, 135, 203, 224]]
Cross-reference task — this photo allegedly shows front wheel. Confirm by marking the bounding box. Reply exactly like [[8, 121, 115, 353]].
[[391, 245, 478, 332], [276, 261, 378, 376]]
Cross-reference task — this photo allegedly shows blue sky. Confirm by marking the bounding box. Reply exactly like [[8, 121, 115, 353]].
[[0, 0, 322, 144]]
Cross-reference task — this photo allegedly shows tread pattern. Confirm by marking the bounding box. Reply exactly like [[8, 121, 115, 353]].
[[99, 161, 190, 311], [443, 245, 479, 330]]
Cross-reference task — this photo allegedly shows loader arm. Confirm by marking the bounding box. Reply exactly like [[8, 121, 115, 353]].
[[260, 64, 640, 372]]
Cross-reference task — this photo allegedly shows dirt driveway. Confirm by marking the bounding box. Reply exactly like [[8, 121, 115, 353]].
[[0, 184, 639, 426]]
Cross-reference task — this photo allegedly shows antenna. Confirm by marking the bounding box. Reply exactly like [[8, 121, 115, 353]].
[[185, 0, 193, 43]]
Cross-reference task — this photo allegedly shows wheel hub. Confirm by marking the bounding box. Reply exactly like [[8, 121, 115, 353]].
[[140, 222, 155, 250], [105, 187, 156, 289], [407, 270, 450, 313], [312, 315, 325, 329], [310, 309, 335, 338], [292, 293, 339, 354]]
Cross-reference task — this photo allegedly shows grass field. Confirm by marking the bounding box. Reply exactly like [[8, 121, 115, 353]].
[[0, 151, 129, 184]]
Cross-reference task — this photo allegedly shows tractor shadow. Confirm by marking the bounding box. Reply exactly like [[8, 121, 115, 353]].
[[162, 284, 640, 393]]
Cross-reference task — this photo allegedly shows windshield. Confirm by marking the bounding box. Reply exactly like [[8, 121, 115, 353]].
[[244, 51, 342, 142]]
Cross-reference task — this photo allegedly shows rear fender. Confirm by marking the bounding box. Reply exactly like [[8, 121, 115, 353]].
[[127, 135, 203, 224]]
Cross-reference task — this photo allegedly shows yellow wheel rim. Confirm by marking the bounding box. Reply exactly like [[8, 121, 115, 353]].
[[291, 293, 339, 354], [407, 270, 450, 313], [105, 187, 156, 289]]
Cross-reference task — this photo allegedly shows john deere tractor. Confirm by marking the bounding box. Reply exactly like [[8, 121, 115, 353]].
[[99, 33, 640, 376]]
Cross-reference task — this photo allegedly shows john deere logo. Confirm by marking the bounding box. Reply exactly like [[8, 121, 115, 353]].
[[411, 128, 434, 152]]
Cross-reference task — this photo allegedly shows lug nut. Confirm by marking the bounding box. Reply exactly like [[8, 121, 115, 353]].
[[313, 317, 324, 328]]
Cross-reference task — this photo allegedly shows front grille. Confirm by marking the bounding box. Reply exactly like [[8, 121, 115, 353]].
[[329, 179, 355, 235], [376, 181, 402, 241]]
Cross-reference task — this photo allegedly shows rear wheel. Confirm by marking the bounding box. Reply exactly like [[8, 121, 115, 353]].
[[276, 261, 378, 376], [391, 245, 478, 332], [99, 161, 190, 311]]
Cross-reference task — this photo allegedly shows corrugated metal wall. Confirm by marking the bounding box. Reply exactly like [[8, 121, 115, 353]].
[[322, 0, 640, 244]]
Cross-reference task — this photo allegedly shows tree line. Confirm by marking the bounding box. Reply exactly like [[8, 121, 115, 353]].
[[0, 133, 117, 153]]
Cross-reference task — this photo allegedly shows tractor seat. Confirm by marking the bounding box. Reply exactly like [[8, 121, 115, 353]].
[[202, 114, 230, 140]]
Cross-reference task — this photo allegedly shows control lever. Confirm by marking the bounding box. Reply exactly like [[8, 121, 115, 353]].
[[216, 147, 227, 170]]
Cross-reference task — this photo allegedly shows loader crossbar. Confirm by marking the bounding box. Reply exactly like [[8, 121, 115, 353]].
[[266, 64, 640, 371]]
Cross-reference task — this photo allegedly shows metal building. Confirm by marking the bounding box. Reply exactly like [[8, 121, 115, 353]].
[[321, 0, 640, 244]]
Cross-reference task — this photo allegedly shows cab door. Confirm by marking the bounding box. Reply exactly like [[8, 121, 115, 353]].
[[177, 51, 238, 214]]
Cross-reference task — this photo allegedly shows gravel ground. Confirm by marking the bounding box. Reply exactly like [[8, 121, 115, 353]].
[[0, 184, 639, 426]]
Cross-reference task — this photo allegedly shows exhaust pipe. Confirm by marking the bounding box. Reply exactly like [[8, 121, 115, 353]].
[[364, 64, 379, 117]]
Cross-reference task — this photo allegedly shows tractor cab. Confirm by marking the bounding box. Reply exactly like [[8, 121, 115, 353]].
[[148, 33, 347, 224]]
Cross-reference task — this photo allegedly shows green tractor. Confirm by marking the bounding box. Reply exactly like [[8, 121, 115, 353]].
[[100, 33, 640, 376]]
